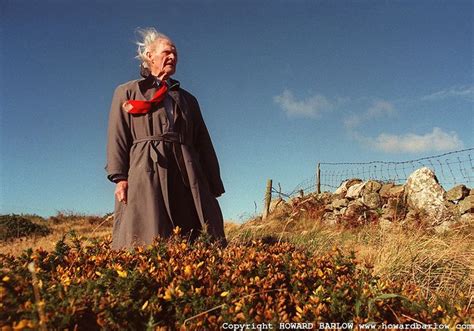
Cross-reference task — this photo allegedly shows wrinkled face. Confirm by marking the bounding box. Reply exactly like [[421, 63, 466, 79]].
[[146, 38, 178, 80]]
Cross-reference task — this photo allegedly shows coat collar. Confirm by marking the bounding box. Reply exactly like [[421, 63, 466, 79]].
[[139, 72, 180, 89], [168, 87, 188, 121], [137, 75, 181, 100], [138, 74, 187, 120], [164, 78, 185, 115]]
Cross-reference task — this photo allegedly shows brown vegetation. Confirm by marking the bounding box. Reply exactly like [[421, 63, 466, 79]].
[[1, 206, 472, 327], [0, 212, 112, 256]]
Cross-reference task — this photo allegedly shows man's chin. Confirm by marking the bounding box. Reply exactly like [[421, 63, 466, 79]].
[[165, 65, 176, 72], [158, 68, 175, 81]]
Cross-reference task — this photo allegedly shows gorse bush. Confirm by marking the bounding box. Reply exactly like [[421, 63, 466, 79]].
[[0, 214, 51, 242], [47, 211, 85, 224], [0, 230, 471, 330]]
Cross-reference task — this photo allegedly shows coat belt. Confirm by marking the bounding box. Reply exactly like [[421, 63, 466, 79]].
[[132, 132, 185, 145], [132, 132, 190, 188]]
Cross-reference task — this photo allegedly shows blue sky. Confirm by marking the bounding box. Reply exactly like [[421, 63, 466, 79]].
[[1, 0, 473, 222]]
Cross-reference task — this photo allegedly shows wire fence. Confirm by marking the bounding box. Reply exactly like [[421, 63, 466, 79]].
[[270, 148, 474, 200]]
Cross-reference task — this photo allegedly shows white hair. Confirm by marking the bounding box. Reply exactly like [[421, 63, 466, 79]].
[[135, 27, 172, 68]]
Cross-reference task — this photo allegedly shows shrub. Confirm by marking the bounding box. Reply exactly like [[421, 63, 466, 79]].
[[48, 211, 84, 224], [1, 232, 471, 329], [0, 214, 51, 242]]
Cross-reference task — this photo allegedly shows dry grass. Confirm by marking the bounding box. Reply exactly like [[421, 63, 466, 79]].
[[228, 215, 474, 308], [0, 213, 112, 256], [1, 217, 239, 257], [3, 211, 472, 309], [356, 223, 474, 304]]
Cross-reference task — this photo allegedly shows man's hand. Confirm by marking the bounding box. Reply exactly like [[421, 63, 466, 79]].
[[115, 180, 128, 204]]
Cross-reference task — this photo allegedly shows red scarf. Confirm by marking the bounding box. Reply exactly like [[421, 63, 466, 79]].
[[122, 82, 168, 114]]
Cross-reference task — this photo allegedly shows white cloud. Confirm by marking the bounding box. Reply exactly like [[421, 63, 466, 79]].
[[359, 127, 464, 153], [367, 100, 396, 117], [421, 85, 474, 101], [273, 89, 333, 118], [343, 100, 396, 129]]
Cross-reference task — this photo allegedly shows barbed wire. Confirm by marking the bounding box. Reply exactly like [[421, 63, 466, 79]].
[[271, 148, 474, 200], [318, 148, 474, 165]]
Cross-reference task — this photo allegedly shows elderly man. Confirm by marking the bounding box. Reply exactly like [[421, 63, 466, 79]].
[[106, 28, 226, 249]]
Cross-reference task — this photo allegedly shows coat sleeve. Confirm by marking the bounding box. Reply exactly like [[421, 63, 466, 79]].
[[191, 96, 225, 197], [105, 85, 132, 182]]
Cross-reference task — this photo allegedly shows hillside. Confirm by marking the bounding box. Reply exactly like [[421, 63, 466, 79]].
[[1, 178, 473, 329]]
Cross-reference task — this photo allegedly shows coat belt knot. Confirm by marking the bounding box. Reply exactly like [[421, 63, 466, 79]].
[[133, 133, 190, 188]]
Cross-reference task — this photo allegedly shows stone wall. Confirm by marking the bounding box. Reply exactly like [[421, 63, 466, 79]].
[[269, 167, 473, 231]]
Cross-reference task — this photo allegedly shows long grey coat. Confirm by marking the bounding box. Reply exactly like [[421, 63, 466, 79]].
[[105, 75, 226, 249]]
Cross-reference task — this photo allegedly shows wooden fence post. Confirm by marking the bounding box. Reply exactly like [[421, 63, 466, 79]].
[[263, 179, 272, 220], [317, 163, 321, 194]]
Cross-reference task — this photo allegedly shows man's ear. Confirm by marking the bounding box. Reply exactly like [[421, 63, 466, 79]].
[[145, 50, 153, 63]]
